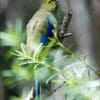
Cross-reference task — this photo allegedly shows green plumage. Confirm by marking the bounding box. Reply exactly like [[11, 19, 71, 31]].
[[26, 1, 58, 99], [27, 0, 58, 51]]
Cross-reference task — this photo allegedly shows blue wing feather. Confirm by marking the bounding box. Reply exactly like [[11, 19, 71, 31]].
[[40, 17, 54, 45]]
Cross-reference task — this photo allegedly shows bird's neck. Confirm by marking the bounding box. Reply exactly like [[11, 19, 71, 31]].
[[40, 4, 57, 14]]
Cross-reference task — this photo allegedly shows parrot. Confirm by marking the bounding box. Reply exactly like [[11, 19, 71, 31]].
[[27, 0, 58, 53], [26, 0, 58, 99]]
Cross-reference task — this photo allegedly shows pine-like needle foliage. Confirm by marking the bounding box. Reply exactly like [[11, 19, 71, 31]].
[[0, 20, 100, 100]]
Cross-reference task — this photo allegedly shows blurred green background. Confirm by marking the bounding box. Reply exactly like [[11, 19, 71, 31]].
[[0, 0, 100, 100]]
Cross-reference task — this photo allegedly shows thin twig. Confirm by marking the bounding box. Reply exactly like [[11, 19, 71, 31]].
[[58, 12, 72, 41]]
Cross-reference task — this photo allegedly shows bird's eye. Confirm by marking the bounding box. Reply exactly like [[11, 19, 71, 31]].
[[48, 1, 51, 4], [48, 0, 56, 4]]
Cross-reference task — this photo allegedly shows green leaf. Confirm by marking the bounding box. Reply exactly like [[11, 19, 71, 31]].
[[46, 73, 57, 84], [0, 32, 18, 46], [1, 70, 15, 77], [21, 43, 27, 56]]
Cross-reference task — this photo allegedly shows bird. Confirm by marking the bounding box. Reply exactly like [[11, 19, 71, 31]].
[[26, 0, 58, 99], [27, 0, 58, 53]]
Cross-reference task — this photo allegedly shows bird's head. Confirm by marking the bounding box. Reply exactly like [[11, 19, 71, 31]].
[[42, 0, 58, 12]]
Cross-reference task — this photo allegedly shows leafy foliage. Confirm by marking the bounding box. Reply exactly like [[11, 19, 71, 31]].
[[0, 20, 100, 100], [0, 19, 26, 47]]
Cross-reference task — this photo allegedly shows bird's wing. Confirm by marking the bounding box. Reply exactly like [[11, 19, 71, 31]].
[[26, 17, 48, 50]]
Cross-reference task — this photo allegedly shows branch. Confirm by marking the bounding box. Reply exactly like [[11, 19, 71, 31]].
[[58, 12, 72, 41]]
